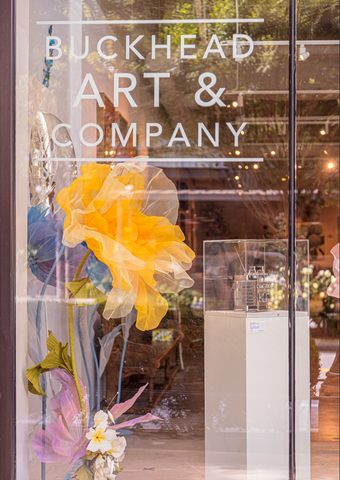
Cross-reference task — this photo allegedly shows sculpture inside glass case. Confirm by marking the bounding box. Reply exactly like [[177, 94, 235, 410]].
[[234, 265, 272, 311]]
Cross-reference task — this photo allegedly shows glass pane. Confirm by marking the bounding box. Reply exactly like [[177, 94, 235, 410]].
[[14, 1, 338, 480], [297, 2, 340, 479]]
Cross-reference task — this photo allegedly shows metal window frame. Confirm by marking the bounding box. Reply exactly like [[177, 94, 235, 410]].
[[0, 0, 300, 479], [0, 0, 16, 478]]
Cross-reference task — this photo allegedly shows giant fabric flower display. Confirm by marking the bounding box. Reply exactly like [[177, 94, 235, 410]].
[[56, 162, 195, 330]]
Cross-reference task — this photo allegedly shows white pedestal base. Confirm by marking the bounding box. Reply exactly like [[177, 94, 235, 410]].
[[205, 311, 310, 480]]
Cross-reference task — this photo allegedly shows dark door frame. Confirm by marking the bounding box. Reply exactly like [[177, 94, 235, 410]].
[[0, 0, 16, 478]]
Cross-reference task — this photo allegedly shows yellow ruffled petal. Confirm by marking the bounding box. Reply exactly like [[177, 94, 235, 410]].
[[135, 280, 169, 331], [56, 162, 195, 331]]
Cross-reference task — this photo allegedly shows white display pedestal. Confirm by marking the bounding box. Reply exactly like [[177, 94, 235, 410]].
[[205, 310, 310, 480]]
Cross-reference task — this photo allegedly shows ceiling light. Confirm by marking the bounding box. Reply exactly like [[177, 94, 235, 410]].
[[232, 101, 238, 108], [327, 162, 334, 169], [253, 164, 259, 170], [324, 150, 328, 154], [245, 165, 249, 169], [235, 176, 239, 180], [320, 129, 326, 135], [235, 150, 240, 155], [282, 178, 287, 181], [238, 184, 242, 188], [271, 150, 276, 155], [238, 165, 243, 169], [241, 130, 245, 135], [299, 45, 310, 61]]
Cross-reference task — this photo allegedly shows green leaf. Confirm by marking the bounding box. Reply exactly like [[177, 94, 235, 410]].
[[26, 364, 49, 396], [26, 332, 73, 396], [85, 451, 98, 461], [46, 331, 59, 352], [116, 461, 125, 474], [40, 340, 73, 374], [74, 464, 94, 480], [61, 343, 73, 372], [66, 277, 107, 306]]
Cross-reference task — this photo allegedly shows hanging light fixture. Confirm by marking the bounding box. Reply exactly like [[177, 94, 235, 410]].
[[299, 44, 310, 61]]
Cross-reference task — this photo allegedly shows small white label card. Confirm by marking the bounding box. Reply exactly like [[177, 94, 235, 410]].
[[249, 320, 266, 333]]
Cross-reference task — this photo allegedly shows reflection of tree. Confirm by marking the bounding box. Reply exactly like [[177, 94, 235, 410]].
[[46, 0, 338, 242]]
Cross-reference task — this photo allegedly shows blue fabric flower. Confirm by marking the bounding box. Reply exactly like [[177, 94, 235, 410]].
[[28, 203, 87, 287]]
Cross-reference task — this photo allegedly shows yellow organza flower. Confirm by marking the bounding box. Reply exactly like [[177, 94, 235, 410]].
[[56, 162, 195, 330]]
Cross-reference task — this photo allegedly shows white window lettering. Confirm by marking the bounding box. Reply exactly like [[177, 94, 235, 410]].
[[52, 124, 72, 147], [180, 35, 196, 59], [46, 36, 62, 60], [73, 74, 105, 108], [146, 123, 163, 147], [168, 123, 190, 147], [126, 35, 145, 60], [233, 34, 254, 59], [79, 123, 104, 147], [71, 36, 89, 60], [112, 123, 137, 147], [97, 36, 117, 60], [114, 74, 137, 107], [226, 122, 247, 146], [143, 73, 170, 107], [198, 123, 219, 147], [203, 35, 226, 59], [151, 35, 171, 59]]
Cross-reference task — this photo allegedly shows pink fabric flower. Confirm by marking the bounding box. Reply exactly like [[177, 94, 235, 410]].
[[327, 243, 340, 298], [32, 372, 161, 466], [109, 383, 162, 431], [32, 368, 90, 464]]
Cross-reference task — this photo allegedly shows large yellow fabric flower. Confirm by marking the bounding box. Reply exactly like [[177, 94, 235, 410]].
[[56, 162, 195, 330]]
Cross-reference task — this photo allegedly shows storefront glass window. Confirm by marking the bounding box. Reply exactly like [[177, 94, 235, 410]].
[[14, 1, 339, 479]]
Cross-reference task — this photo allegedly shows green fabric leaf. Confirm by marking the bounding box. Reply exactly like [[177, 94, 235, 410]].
[[40, 342, 72, 373], [84, 451, 98, 461], [46, 331, 59, 352], [116, 461, 125, 474], [66, 277, 107, 305], [74, 464, 94, 480], [61, 343, 73, 372], [26, 331, 73, 396], [26, 364, 49, 396]]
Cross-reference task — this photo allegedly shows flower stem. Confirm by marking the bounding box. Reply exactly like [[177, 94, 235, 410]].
[[68, 248, 92, 429], [74, 248, 92, 280]]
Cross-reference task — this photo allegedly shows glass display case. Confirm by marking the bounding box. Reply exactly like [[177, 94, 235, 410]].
[[204, 239, 310, 314], [204, 239, 311, 480]]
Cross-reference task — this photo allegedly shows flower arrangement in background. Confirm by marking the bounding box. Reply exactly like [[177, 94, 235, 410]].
[[302, 249, 339, 336]]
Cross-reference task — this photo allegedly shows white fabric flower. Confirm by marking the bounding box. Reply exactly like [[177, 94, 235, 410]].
[[108, 436, 127, 459], [94, 410, 109, 430], [86, 426, 117, 453], [108, 411, 115, 424], [94, 454, 117, 480]]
